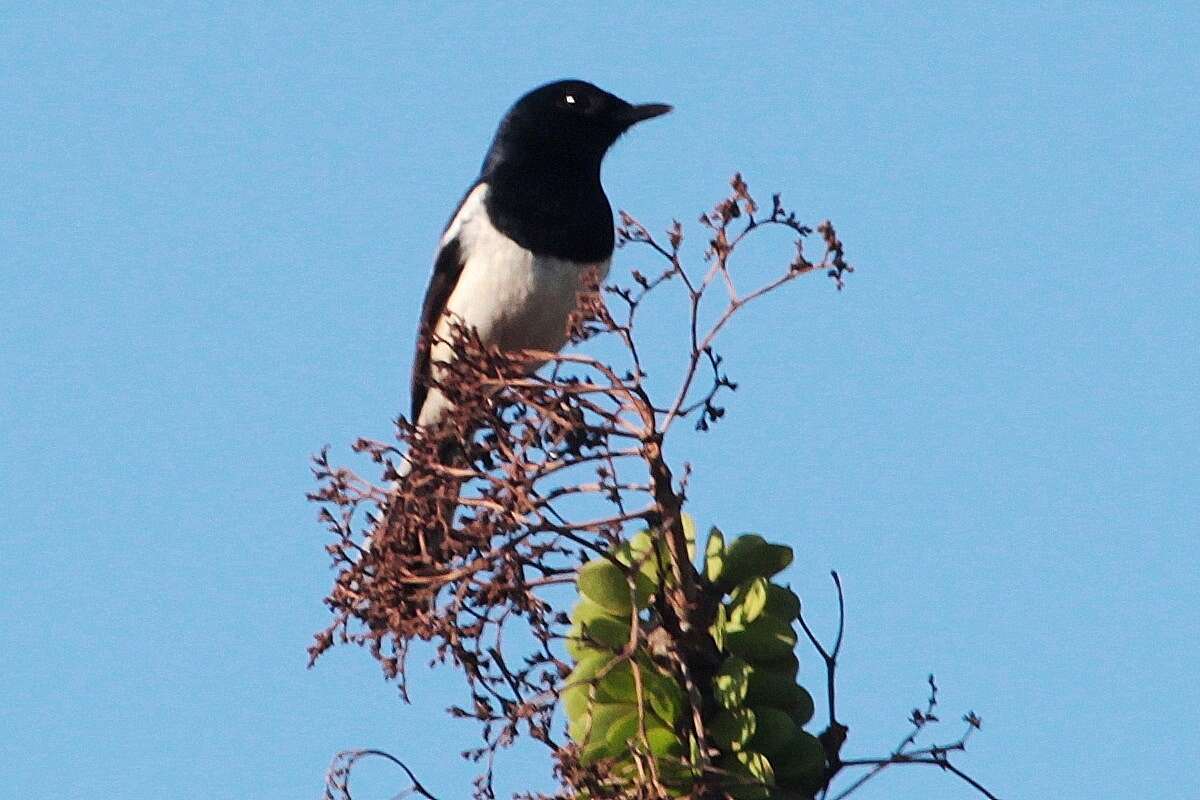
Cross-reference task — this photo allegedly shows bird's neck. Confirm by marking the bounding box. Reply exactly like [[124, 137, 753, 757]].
[[481, 153, 615, 263]]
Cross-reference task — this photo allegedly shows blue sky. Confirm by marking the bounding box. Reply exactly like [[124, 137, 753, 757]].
[[2, 4, 1197, 799]]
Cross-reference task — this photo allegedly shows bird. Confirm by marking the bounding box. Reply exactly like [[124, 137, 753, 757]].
[[404, 79, 671, 471]]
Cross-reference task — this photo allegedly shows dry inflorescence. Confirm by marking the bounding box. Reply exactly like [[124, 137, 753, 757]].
[[310, 176, 994, 800]]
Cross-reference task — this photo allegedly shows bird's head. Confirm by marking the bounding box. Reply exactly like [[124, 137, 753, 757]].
[[482, 80, 671, 176]]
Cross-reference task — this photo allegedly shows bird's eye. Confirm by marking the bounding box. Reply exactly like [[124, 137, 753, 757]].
[[557, 91, 589, 113]]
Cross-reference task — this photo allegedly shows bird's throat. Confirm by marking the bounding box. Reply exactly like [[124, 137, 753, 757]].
[[482, 160, 615, 263]]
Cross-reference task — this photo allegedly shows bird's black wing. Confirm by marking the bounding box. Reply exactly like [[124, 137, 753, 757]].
[[410, 187, 475, 422], [411, 237, 464, 422]]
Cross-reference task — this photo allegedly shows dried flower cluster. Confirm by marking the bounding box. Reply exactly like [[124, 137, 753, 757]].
[[310, 176, 995, 800]]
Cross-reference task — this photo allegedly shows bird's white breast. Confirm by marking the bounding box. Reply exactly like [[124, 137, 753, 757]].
[[438, 184, 610, 350], [418, 183, 610, 426]]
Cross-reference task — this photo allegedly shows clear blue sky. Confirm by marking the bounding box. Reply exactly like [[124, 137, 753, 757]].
[[2, 4, 1197, 799]]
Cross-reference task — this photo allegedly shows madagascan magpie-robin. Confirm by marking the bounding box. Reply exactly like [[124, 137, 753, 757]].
[[404, 80, 671, 472]]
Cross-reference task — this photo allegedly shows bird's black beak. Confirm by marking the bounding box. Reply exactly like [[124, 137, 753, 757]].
[[616, 102, 673, 127]]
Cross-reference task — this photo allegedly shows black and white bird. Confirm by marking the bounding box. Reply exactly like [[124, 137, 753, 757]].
[[405, 80, 671, 464]]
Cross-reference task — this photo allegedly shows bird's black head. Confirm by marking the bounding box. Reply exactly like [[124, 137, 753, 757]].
[[481, 80, 671, 177], [478, 80, 670, 263]]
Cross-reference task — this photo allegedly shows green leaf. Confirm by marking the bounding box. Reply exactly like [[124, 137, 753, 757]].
[[790, 686, 815, 727], [745, 665, 809, 711], [644, 726, 686, 758], [571, 702, 636, 761], [563, 651, 616, 719], [564, 619, 590, 661], [680, 512, 697, 560], [710, 601, 728, 652], [719, 750, 775, 800], [561, 680, 593, 721], [729, 577, 770, 626], [763, 584, 802, 621], [592, 655, 671, 709], [719, 535, 793, 590], [725, 615, 799, 662], [705, 526, 726, 583], [754, 651, 800, 680], [627, 530, 671, 585], [580, 615, 634, 651], [612, 751, 697, 797], [747, 707, 798, 758], [643, 668, 685, 724], [710, 707, 757, 751], [602, 710, 688, 768], [578, 557, 652, 615], [624, 520, 696, 584], [571, 597, 626, 625], [714, 655, 753, 709], [565, 650, 609, 691], [771, 730, 826, 790]]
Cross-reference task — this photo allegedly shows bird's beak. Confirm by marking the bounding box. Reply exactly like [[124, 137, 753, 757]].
[[617, 102, 673, 127]]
